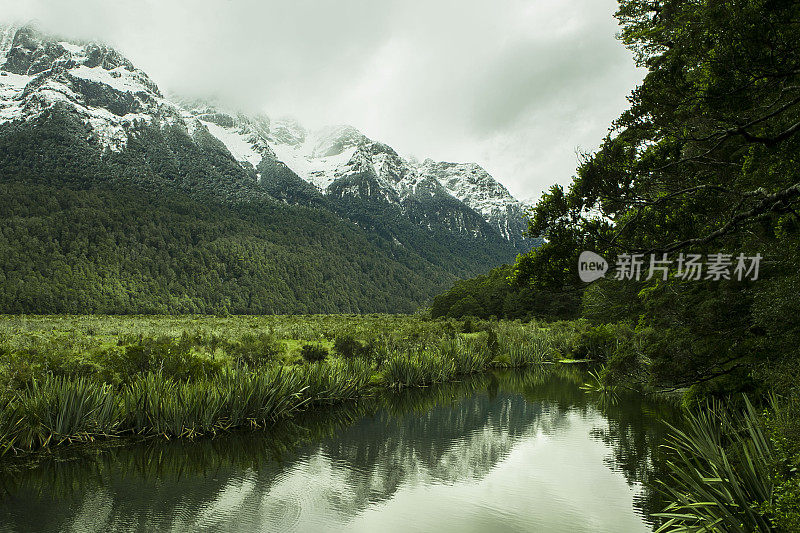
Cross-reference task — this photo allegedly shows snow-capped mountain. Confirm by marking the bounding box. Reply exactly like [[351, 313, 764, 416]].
[[0, 24, 533, 251], [417, 160, 531, 249], [176, 103, 533, 247], [0, 25, 184, 151]]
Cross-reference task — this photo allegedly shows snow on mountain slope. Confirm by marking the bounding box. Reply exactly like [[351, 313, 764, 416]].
[[268, 118, 306, 145], [0, 24, 182, 151], [177, 104, 371, 191], [270, 141, 359, 190], [172, 99, 282, 181], [0, 24, 532, 247], [0, 25, 15, 66], [261, 122, 531, 245], [263, 123, 369, 191], [417, 160, 521, 218], [266, 124, 439, 200], [200, 120, 264, 169]]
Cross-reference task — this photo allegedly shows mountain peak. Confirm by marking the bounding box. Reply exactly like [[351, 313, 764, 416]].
[[307, 124, 368, 157], [0, 24, 176, 151], [269, 117, 306, 146], [0, 25, 534, 251]]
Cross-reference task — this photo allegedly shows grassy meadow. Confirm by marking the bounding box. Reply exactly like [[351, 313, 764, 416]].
[[0, 314, 609, 456]]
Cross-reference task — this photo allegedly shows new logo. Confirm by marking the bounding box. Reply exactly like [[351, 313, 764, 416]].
[[578, 251, 609, 282]]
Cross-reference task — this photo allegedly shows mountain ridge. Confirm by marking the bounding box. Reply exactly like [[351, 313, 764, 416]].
[[0, 23, 538, 314], [0, 23, 534, 250]]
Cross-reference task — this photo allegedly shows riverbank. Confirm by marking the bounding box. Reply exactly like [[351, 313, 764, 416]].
[[0, 315, 605, 457], [2, 315, 797, 529], [1, 368, 674, 532]]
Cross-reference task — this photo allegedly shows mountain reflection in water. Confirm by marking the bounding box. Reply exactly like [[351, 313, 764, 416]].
[[0, 367, 679, 533]]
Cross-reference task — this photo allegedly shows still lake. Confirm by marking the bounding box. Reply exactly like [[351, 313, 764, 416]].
[[0, 367, 679, 532]]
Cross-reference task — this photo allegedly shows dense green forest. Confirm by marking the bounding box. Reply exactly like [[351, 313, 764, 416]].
[[430, 264, 580, 321], [433, 1, 800, 528], [0, 184, 450, 314], [0, 105, 518, 314], [437, 0, 800, 398]]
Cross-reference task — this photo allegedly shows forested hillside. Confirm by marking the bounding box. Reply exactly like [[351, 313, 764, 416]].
[[0, 106, 517, 314], [0, 24, 532, 314]]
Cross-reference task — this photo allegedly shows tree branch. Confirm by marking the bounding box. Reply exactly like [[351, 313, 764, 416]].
[[640, 183, 800, 253]]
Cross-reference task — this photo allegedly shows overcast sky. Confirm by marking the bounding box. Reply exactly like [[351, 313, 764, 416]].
[[1, 0, 643, 203]]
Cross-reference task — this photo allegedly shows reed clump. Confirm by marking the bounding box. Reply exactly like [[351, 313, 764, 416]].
[[493, 327, 553, 367], [13, 375, 121, 449], [0, 361, 376, 452], [381, 335, 495, 389], [654, 397, 775, 533]]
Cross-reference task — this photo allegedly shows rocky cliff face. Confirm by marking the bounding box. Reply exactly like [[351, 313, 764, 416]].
[[0, 24, 536, 252], [416, 160, 532, 250], [0, 24, 183, 152]]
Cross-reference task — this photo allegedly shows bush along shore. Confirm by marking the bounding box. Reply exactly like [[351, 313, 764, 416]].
[[0, 315, 601, 457]]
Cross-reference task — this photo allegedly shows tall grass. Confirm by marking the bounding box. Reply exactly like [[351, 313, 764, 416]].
[[654, 396, 774, 533], [123, 374, 222, 437], [0, 316, 573, 453], [127, 368, 323, 437], [300, 359, 372, 403], [13, 376, 120, 449], [382, 346, 455, 389], [495, 328, 553, 367], [448, 336, 494, 374], [121, 369, 308, 437], [0, 358, 387, 451], [381, 336, 494, 389], [2, 363, 369, 451], [0, 396, 20, 457], [215, 369, 307, 428]]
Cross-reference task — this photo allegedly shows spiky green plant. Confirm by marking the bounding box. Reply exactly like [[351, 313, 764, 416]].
[[382, 343, 457, 389], [218, 368, 306, 428], [654, 396, 774, 532], [495, 328, 553, 367], [0, 396, 20, 456], [13, 375, 120, 449], [300, 359, 371, 403], [579, 368, 618, 407], [443, 337, 492, 375], [121, 369, 308, 437]]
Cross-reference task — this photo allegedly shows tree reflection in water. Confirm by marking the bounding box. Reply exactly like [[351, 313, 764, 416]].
[[0, 366, 678, 532]]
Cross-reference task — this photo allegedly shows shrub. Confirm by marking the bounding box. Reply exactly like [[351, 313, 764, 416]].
[[571, 324, 619, 361], [107, 335, 220, 382], [485, 327, 499, 355], [333, 334, 375, 361], [333, 335, 361, 359], [227, 333, 283, 367], [300, 344, 328, 363], [762, 393, 800, 531], [655, 397, 774, 532]]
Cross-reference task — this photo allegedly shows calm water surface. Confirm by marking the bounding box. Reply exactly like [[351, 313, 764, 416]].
[[0, 368, 679, 532]]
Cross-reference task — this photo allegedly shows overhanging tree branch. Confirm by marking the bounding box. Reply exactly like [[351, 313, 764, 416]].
[[639, 183, 800, 253]]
